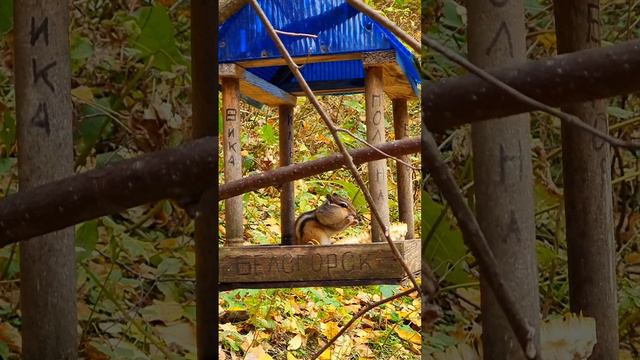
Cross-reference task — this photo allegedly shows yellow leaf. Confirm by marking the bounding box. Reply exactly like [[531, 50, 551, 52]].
[[287, 334, 303, 351], [158, 238, 179, 249], [322, 321, 340, 339], [71, 85, 95, 103], [219, 323, 238, 333], [286, 353, 299, 360], [537, 32, 557, 50], [395, 326, 421, 345], [319, 348, 331, 360], [246, 345, 274, 360]]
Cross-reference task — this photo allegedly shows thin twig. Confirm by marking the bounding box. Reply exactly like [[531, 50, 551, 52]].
[[249, 0, 421, 294], [336, 128, 419, 171], [311, 287, 418, 359], [346, 0, 419, 51], [274, 29, 318, 38]]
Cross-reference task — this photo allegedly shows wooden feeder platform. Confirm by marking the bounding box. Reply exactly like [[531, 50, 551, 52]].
[[219, 239, 420, 290]]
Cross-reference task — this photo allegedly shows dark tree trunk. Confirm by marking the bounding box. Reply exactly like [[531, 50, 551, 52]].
[[191, 1, 218, 358], [554, 2, 619, 358]]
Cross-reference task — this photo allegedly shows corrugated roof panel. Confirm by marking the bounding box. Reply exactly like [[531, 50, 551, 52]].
[[219, 0, 394, 62], [219, 0, 420, 98]]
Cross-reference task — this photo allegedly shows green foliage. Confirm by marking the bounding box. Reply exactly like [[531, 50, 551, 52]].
[[0, 0, 12, 35], [422, 192, 471, 285], [0, 112, 15, 151], [76, 220, 99, 261], [132, 6, 187, 71]]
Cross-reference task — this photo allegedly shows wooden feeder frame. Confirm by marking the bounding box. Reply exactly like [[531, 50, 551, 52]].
[[218, 7, 420, 289]]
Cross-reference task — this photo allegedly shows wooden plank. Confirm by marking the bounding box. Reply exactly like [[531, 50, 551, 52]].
[[236, 52, 362, 68], [219, 63, 295, 106], [219, 278, 410, 291], [222, 77, 244, 245], [219, 239, 420, 285], [382, 62, 416, 99], [365, 66, 390, 242], [279, 105, 295, 245]]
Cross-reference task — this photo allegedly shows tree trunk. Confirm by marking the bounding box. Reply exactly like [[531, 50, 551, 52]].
[[191, 1, 218, 358], [466, 1, 540, 358], [13, 1, 77, 358], [554, 2, 618, 358]]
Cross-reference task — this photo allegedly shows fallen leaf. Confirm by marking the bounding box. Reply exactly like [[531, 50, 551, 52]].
[[156, 321, 196, 352], [287, 334, 303, 351], [71, 86, 95, 103], [395, 326, 421, 345], [245, 345, 274, 360]]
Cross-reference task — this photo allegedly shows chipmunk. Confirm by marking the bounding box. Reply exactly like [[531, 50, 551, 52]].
[[294, 194, 358, 245]]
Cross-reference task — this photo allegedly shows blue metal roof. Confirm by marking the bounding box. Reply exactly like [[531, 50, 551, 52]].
[[218, 0, 419, 98]]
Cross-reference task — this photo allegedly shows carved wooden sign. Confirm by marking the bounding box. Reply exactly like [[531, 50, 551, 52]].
[[219, 239, 420, 285]]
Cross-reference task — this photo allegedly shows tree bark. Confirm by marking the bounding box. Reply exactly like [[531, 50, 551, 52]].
[[466, 1, 540, 358], [554, 2, 618, 358], [13, 1, 77, 358], [423, 39, 640, 133], [191, 1, 218, 358]]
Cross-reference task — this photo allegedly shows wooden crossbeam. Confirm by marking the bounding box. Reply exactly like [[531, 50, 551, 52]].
[[219, 239, 420, 290], [229, 50, 417, 99], [235, 52, 362, 68], [219, 63, 296, 106]]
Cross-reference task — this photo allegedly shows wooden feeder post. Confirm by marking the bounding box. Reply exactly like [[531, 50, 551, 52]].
[[364, 65, 390, 242], [279, 104, 295, 245], [222, 76, 244, 246], [392, 99, 415, 239]]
